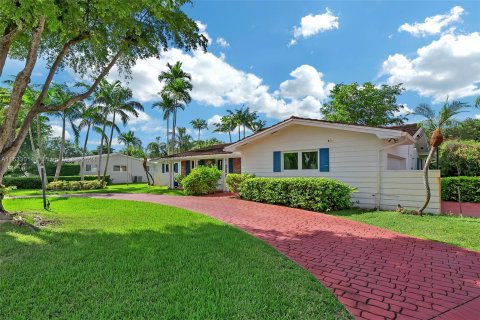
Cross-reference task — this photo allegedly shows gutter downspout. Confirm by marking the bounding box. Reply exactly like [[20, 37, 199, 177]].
[[377, 138, 410, 210]]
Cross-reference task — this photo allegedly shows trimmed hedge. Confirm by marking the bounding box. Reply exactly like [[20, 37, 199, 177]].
[[47, 180, 106, 191], [45, 163, 81, 176], [441, 177, 480, 203], [180, 166, 222, 196], [225, 173, 255, 193], [239, 177, 355, 212], [3, 175, 110, 189]]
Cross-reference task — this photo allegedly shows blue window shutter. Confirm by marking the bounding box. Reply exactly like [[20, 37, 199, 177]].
[[273, 151, 281, 172], [185, 161, 190, 175], [162, 163, 165, 173], [228, 158, 234, 173], [174, 163, 178, 173], [319, 148, 330, 172]]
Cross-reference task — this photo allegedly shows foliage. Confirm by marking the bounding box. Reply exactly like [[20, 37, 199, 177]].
[[443, 118, 480, 141], [176, 127, 193, 152], [45, 163, 80, 176], [180, 166, 222, 195], [440, 140, 480, 177], [321, 82, 406, 126], [3, 175, 110, 189], [146, 136, 167, 158], [213, 115, 237, 143], [441, 177, 480, 203], [225, 173, 254, 193], [118, 130, 143, 156], [190, 118, 208, 140], [191, 138, 224, 150], [0, 184, 16, 196], [47, 180, 105, 191], [240, 177, 355, 212], [175, 174, 186, 185], [0, 198, 350, 319]]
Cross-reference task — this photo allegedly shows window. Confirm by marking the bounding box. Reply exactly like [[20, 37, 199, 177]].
[[302, 151, 318, 170], [217, 159, 223, 171], [85, 164, 92, 172], [283, 152, 298, 170], [191, 161, 195, 169], [165, 164, 169, 172], [113, 165, 128, 172]]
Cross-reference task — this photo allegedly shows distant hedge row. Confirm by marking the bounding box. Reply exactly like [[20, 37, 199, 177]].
[[441, 177, 480, 203], [3, 175, 110, 189], [239, 176, 355, 212]]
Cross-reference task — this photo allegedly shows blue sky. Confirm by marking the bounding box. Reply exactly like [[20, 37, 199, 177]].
[[3, 1, 480, 150]]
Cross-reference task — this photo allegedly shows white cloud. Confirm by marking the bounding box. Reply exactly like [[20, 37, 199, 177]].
[[127, 110, 151, 125], [381, 32, 480, 101], [398, 6, 464, 37], [109, 24, 334, 120], [475, 114, 480, 120], [216, 37, 230, 48], [289, 8, 339, 46], [207, 114, 222, 127], [51, 125, 71, 140], [88, 138, 121, 147], [196, 20, 211, 44], [394, 104, 414, 117]]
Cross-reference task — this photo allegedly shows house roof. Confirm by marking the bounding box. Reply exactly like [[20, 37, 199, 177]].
[[149, 143, 233, 161], [384, 123, 420, 137], [63, 153, 145, 163], [224, 116, 419, 152]]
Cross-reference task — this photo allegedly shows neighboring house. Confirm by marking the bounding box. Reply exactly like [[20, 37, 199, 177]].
[[63, 153, 149, 184], [149, 144, 241, 190], [152, 116, 441, 213]]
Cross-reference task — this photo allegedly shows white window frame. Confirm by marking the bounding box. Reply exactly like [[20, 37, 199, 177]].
[[85, 164, 92, 172], [282, 150, 319, 171]]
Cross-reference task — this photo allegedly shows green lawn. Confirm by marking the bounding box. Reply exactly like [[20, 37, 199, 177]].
[[331, 209, 480, 251], [0, 198, 350, 320], [7, 183, 183, 197]]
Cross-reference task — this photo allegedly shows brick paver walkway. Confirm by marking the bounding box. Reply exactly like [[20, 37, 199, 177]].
[[88, 193, 480, 320]]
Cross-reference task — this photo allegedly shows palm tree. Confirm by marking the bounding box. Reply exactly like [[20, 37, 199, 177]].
[[118, 131, 143, 156], [158, 61, 192, 153], [250, 119, 267, 133], [152, 92, 177, 155], [146, 136, 167, 158], [190, 118, 208, 141], [101, 86, 143, 182], [48, 84, 81, 181], [414, 100, 469, 214], [176, 127, 193, 152], [77, 102, 103, 180], [213, 115, 236, 143], [476, 96, 480, 108]]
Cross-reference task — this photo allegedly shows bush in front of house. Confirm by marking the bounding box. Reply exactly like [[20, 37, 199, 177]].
[[441, 177, 480, 203], [180, 166, 222, 195], [440, 140, 480, 177], [3, 175, 110, 189], [239, 177, 355, 212], [47, 180, 106, 191], [225, 173, 255, 193]]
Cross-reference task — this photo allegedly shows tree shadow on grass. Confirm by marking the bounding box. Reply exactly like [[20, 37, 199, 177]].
[[0, 221, 351, 320]]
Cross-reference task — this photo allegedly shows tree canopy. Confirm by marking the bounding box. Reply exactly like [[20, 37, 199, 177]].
[[320, 82, 407, 126]]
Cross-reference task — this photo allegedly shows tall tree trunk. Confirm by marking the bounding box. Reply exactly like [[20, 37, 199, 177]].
[[228, 131, 232, 143], [0, 24, 18, 78], [172, 109, 177, 154], [419, 146, 436, 214], [198, 129, 200, 141], [54, 115, 66, 181], [80, 123, 91, 181], [97, 119, 107, 179], [166, 115, 170, 155], [243, 125, 246, 139], [36, 115, 48, 209], [238, 125, 241, 141], [29, 127, 42, 177], [102, 112, 116, 182]]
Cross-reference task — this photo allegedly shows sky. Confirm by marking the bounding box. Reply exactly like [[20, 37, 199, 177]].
[[3, 1, 480, 150]]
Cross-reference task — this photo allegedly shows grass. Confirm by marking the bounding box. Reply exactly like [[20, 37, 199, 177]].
[[331, 209, 480, 251], [7, 183, 184, 197], [0, 197, 351, 320]]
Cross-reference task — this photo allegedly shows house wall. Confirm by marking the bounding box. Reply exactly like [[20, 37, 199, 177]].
[[79, 154, 148, 184], [237, 124, 440, 213]]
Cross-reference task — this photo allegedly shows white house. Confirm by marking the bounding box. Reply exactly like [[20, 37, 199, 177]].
[[152, 117, 441, 213], [64, 153, 150, 184]]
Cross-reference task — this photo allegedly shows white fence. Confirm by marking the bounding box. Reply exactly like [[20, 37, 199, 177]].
[[380, 170, 441, 213]]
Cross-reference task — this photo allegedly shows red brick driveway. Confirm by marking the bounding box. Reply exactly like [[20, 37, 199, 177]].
[[89, 193, 480, 320]]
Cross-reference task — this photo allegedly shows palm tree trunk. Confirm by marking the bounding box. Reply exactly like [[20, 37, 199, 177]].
[[36, 115, 48, 209], [228, 131, 232, 143], [97, 118, 107, 180], [54, 116, 66, 181], [102, 112, 116, 182], [172, 109, 177, 153], [238, 125, 241, 141], [166, 115, 170, 155], [243, 125, 246, 139], [198, 129, 200, 141], [81, 123, 91, 181], [419, 146, 436, 214]]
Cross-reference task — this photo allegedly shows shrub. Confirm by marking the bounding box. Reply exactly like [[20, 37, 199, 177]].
[[47, 180, 106, 191], [440, 140, 480, 177], [225, 173, 255, 193], [441, 177, 480, 203], [239, 177, 355, 212], [45, 163, 81, 176], [180, 166, 222, 196], [3, 175, 110, 189]]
